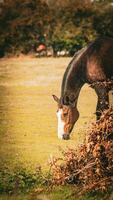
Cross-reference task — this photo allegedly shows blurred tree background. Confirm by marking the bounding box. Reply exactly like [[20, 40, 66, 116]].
[[0, 0, 113, 57]]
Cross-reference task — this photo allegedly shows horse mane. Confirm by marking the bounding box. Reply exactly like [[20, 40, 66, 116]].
[[61, 46, 88, 97]]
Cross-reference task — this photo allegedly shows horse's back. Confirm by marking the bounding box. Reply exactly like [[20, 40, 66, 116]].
[[86, 37, 113, 81]]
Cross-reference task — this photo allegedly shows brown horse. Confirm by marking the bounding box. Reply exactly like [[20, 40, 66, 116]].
[[53, 37, 113, 140]]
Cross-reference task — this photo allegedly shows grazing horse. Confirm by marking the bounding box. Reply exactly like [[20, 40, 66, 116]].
[[53, 37, 113, 140]]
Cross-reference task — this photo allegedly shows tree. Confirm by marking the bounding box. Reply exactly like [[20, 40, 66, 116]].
[[93, 2, 113, 37], [0, 0, 113, 57], [0, 0, 50, 56]]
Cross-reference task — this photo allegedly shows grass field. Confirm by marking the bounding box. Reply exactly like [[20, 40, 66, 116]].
[[1, 57, 113, 200], [0, 57, 97, 171]]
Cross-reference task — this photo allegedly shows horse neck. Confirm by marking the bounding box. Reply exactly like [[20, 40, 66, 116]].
[[61, 60, 85, 108], [61, 46, 88, 107]]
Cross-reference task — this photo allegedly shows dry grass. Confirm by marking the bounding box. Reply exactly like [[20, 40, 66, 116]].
[[0, 57, 97, 170]]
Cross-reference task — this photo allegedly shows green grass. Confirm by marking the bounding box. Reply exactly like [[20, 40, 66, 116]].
[[0, 186, 111, 200]]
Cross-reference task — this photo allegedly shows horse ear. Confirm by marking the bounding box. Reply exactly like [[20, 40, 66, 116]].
[[52, 95, 60, 103]]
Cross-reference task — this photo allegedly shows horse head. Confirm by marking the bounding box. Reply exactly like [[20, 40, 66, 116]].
[[53, 94, 79, 140]]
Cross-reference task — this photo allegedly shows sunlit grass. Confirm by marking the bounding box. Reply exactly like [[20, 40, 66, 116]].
[[0, 57, 97, 171]]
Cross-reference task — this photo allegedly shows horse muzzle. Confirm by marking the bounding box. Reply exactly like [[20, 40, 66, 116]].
[[62, 134, 70, 140]]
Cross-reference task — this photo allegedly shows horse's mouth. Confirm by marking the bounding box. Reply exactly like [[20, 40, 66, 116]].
[[62, 134, 70, 140]]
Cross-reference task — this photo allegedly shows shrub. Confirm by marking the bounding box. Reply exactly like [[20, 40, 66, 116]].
[[49, 109, 113, 194], [0, 166, 44, 194]]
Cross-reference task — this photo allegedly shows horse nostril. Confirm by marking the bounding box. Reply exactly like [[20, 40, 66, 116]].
[[63, 134, 70, 140]]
